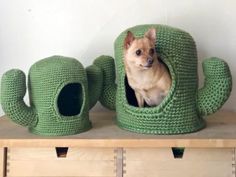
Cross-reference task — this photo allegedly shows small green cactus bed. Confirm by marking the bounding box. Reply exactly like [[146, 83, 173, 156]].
[[1, 56, 103, 136], [94, 24, 232, 135]]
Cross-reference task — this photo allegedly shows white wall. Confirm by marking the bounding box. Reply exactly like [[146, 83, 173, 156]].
[[0, 0, 235, 116]]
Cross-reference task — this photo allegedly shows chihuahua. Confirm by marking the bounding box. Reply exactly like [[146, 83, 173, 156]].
[[124, 28, 171, 107]]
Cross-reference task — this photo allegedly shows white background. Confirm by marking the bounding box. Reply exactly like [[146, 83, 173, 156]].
[[0, 0, 235, 116]]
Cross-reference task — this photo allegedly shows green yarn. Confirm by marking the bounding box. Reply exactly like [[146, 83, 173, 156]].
[[86, 64, 103, 109], [197, 57, 232, 116], [1, 55, 103, 136], [94, 55, 117, 110], [96, 24, 232, 135]]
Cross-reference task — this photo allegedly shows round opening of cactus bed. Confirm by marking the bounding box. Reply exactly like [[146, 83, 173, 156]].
[[57, 83, 83, 116], [125, 56, 173, 108]]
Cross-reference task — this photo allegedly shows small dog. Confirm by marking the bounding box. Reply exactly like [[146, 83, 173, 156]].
[[124, 28, 171, 107]]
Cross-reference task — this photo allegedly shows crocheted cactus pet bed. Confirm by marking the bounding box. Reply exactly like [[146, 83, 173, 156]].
[[93, 24, 232, 135], [1, 56, 103, 136]]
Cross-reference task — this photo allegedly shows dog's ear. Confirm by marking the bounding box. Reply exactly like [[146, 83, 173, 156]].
[[144, 28, 156, 43], [124, 31, 135, 49]]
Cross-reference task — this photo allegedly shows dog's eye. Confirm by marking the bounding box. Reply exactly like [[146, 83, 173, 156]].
[[136, 49, 141, 56], [150, 48, 155, 55]]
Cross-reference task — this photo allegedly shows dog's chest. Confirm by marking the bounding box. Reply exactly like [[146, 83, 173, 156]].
[[128, 75, 153, 90], [129, 77, 165, 106], [140, 87, 165, 106]]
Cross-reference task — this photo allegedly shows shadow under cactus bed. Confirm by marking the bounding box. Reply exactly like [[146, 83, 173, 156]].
[[95, 24, 232, 135]]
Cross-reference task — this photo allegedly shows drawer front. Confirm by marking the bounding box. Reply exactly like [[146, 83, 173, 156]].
[[7, 148, 116, 177], [124, 148, 235, 177]]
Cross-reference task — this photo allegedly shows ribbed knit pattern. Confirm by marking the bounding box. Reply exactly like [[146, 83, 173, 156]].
[[197, 58, 232, 116], [86, 64, 103, 109], [1, 55, 103, 136], [94, 56, 117, 110], [96, 24, 232, 134]]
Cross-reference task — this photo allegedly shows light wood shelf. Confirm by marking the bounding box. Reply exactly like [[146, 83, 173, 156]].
[[0, 110, 236, 177], [0, 110, 236, 148]]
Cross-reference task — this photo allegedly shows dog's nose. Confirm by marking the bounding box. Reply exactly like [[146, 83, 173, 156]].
[[147, 58, 153, 65]]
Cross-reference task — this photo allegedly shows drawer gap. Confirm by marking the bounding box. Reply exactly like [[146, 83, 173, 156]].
[[171, 147, 185, 159], [55, 147, 69, 158]]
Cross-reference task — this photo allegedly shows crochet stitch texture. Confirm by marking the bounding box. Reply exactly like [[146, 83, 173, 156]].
[[1, 56, 103, 136], [94, 24, 232, 134]]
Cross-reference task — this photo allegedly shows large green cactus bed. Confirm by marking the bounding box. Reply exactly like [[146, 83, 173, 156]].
[[95, 24, 232, 134]]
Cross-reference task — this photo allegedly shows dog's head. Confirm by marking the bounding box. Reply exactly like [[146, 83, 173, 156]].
[[124, 28, 157, 69]]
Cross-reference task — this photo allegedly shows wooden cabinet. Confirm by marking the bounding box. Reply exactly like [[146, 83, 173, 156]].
[[6, 148, 116, 177], [124, 148, 234, 177], [0, 111, 236, 177]]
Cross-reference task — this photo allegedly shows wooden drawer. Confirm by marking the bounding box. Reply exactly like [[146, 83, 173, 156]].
[[6, 148, 116, 177], [1, 147, 236, 177], [123, 148, 235, 177]]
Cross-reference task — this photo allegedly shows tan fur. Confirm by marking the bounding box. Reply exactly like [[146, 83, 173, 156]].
[[124, 28, 172, 107]]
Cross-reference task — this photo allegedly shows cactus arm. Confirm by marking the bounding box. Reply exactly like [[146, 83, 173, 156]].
[[197, 57, 232, 116], [86, 65, 103, 109], [93, 55, 117, 110], [1, 69, 37, 126]]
